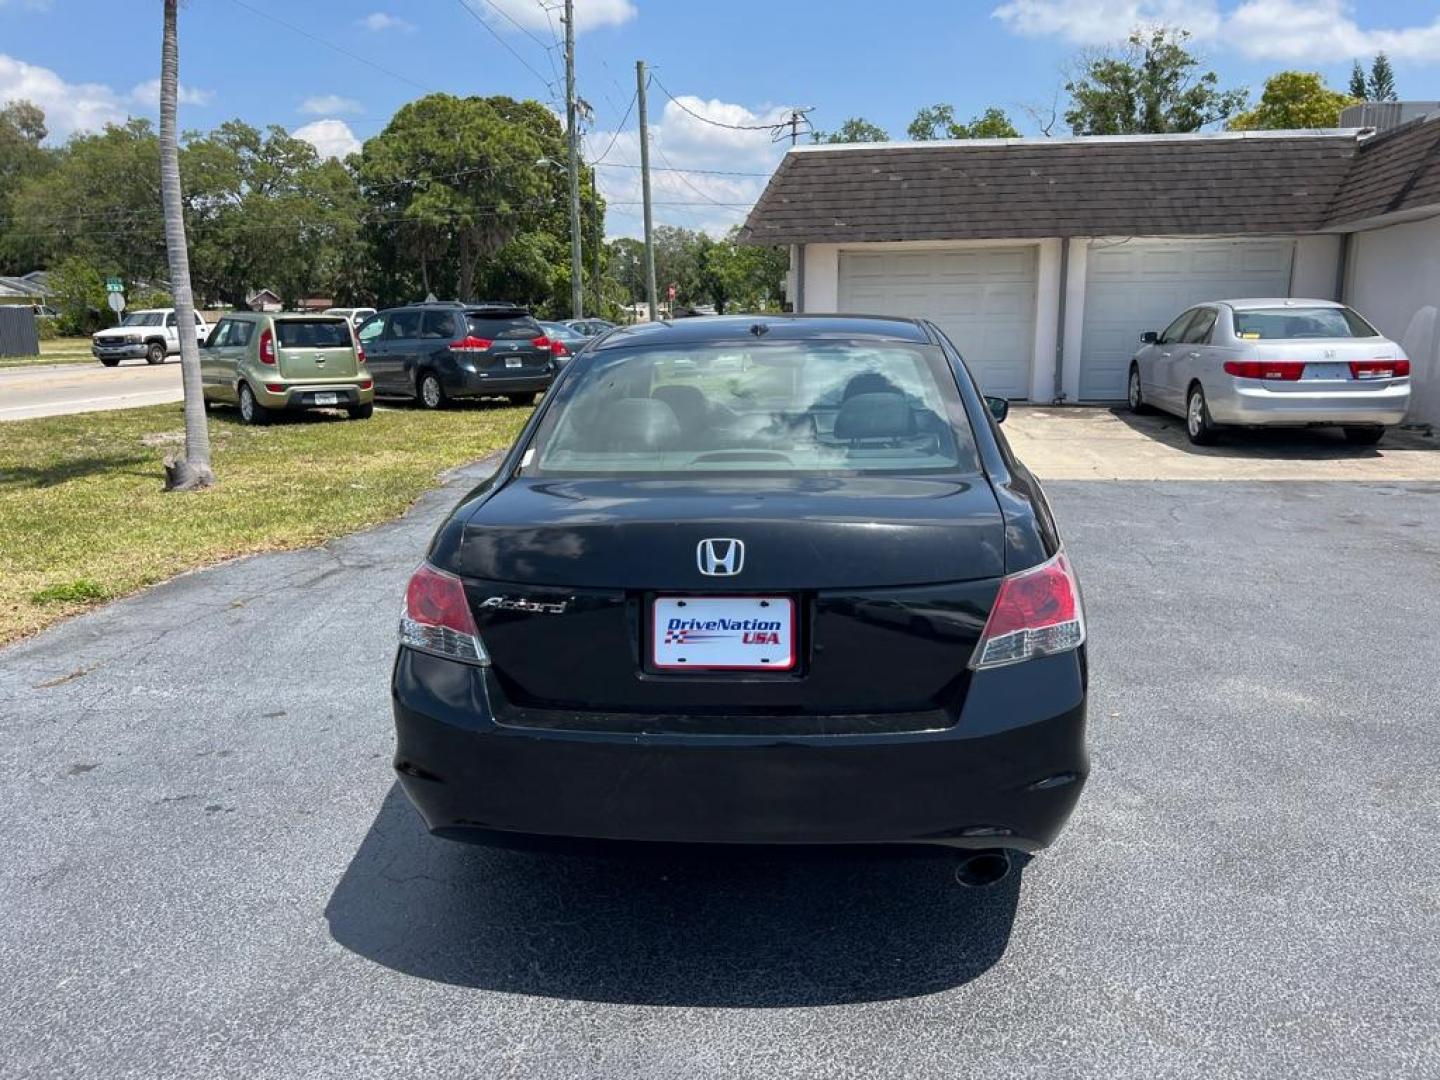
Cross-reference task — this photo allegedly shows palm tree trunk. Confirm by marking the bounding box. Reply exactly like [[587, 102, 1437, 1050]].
[[160, 0, 214, 491]]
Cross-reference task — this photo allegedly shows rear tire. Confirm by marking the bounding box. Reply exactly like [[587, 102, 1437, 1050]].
[[237, 383, 272, 426], [418, 372, 446, 410], [1127, 365, 1150, 413], [1343, 425, 1385, 446], [145, 342, 166, 365], [1186, 384, 1220, 446], [99, 357, 120, 368], [506, 392, 539, 407], [347, 402, 374, 421]]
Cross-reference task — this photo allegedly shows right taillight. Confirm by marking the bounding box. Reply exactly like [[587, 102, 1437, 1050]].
[[399, 563, 488, 664], [970, 551, 1086, 671], [450, 336, 493, 354], [259, 328, 276, 365], [1223, 360, 1304, 380], [1350, 359, 1410, 379]]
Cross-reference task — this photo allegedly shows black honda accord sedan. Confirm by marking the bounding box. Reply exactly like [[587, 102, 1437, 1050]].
[[392, 315, 1088, 864]]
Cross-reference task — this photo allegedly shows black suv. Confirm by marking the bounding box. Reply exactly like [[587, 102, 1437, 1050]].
[[356, 302, 558, 408]]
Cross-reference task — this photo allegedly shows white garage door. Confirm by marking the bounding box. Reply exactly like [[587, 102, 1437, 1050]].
[[838, 247, 1037, 399], [1079, 239, 1296, 400]]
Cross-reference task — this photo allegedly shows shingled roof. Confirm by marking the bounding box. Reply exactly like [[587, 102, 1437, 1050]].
[[1325, 114, 1440, 227], [739, 131, 1362, 245]]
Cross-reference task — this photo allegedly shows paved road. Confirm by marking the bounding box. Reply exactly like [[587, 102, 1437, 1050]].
[[0, 359, 182, 421], [2, 464, 1438, 1078]]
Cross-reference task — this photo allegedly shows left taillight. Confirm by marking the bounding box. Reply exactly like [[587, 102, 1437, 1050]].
[[259, 327, 276, 365], [970, 551, 1086, 671], [399, 563, 488, 664]]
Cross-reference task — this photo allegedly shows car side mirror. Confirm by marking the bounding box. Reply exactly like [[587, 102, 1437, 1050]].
[[1140, 330, 1159, 345], [984, 396, 1010, 424]]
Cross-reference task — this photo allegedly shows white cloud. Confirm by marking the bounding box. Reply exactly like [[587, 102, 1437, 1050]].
[[992, 0, 1440, 61], [587, 95, 787, 239], [0, 53, 125, 138], [292, 118, 362, 160], [992, 1, 1219, 44], [358, 11, 413, 32], [476, 0, 636, 34], [1226, 1, 1440, 62], [127, 78, 214, 108], [299, 94, 362, 116]]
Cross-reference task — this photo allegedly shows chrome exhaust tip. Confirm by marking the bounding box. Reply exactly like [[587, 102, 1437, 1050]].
[[953, 848, 1013, 888]]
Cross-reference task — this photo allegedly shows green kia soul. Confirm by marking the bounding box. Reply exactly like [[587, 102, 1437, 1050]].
[[200, 312, 375, 424]]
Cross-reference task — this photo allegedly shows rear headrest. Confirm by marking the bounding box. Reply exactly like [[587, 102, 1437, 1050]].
[[834, 392, 915, 441], [596, 397, 682, 452], [842, 372, 901, 400], [650, 384, 709, 430]]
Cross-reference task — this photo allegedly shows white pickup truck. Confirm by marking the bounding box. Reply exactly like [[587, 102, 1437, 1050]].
[[92, 308, 210, 367]]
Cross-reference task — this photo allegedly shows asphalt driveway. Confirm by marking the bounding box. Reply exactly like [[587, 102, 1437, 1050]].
[[2, 459, 1438, 1078]]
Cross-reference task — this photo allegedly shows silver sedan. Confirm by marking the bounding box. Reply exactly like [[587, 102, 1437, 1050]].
[[1127, 298, 1411, 446]]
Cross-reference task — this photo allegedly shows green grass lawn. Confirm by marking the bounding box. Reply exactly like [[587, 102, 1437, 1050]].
[[0, 401, 529, 644], [0, 336, 96, 368]]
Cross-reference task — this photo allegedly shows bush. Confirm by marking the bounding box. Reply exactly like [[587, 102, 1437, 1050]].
[[35, 317, 58, 340], [48, 256, 108, 335]]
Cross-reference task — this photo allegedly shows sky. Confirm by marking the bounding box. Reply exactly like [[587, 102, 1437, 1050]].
[[3, 0, 1440, 239]]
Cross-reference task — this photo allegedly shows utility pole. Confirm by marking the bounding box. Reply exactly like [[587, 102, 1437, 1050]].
[[591, 169, 603, 317], [564, 0, 583, 319], [636, 59, 658, 322]]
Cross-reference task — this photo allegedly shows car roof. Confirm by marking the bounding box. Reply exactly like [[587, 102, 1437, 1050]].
[[1212, 297, 1347, 311], [591, 314, 932, 350]]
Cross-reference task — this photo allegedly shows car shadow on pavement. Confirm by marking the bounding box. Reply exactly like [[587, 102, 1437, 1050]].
[[1106, 405, 1433, 459], [324, 784, 1024, 1007]]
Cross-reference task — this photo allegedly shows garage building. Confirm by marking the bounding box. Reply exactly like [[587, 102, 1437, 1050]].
[[741, 113, 1440, 428]]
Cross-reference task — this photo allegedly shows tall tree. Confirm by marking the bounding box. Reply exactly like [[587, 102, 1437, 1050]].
[[159, 0, 213, 491], [0, 100, 51, 272], [909, 104, 1019, 140], [1064, 28, 1247, 134], [1348, 61, 1369, 100], [812, 117, 889, 143], [1368, 53, 1398, 102], [1228, 72, 1358, 131], [358, 94, 549, 301]]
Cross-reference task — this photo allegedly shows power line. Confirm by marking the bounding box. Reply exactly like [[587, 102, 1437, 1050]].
[[453, 0, 558, 99], [649, 73, 787, 132], [225, 0, 432, 93], [587, 87, 639, 166], [592, 161, 771, 178]]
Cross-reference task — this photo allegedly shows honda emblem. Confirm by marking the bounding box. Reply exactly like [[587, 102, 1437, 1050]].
[[697, 538, 744, 576]]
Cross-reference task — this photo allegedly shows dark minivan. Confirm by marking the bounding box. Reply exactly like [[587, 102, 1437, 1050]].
[[391, 314, 1089, 883], [356, 302, 558, 408]]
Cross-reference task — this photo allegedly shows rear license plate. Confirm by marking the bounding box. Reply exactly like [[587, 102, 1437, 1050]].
[[1304, 362, 1349, 380], [313, 392, 339, 405], [652, 596, 795, 671], [505, 356, 523, 368]]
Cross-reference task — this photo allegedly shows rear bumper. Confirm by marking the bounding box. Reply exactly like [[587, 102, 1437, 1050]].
[[1209, 380, 1411, 427], [444, 368, 553, 398], [391, 648, 1089, 851], [255, 383, 374, 409]]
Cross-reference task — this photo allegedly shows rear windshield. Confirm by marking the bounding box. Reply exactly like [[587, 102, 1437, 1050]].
[[275, 319, 352, 348], [468, 313, 540, 340], [1232, 307, 1379, 340], [525, 342, 978, 476]]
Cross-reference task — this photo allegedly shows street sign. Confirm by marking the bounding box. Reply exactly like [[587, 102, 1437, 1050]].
[[107, 292, 126, 315], [105, 278, 124, 294]]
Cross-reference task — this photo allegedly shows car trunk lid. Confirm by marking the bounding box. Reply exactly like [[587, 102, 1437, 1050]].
[[447, 475, 1006, 717]]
